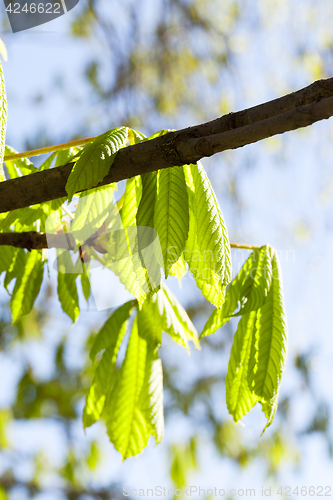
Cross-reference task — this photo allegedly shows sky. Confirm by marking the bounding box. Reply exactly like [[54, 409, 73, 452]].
[[1, 1, 333, 498]]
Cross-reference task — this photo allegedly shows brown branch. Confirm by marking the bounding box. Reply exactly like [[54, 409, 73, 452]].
[[0, 231, 76, 250], [178, 95, 333, 157], [0, 231, 261, 251], [1, 77, 333, 214]]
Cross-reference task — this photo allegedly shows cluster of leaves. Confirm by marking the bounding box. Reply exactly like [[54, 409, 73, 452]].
[[0, 124, 288, 460], [0, 49, 287, 460], [83, 284, 198, 459], [0, 289, 300, 499]]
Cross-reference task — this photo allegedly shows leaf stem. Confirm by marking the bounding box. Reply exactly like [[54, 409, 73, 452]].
[[4, 136, 97, 161], [230, 243, 261, 250]]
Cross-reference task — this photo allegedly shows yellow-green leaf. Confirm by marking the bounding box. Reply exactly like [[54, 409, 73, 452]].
[[226, 311, 258, 422], [11, 251, 44, 324], [65, 127, 128, 200]]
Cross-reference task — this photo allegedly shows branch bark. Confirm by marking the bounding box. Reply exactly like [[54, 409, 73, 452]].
[[1, 77, 333, 215], [0, 231, 75, 250], [0, 231, 261, 251]]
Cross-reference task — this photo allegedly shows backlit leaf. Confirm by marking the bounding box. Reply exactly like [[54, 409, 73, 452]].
[[65, 127, 128, 200], [226, 311, 258, 422], [151, 283, 198, 350], [247, 252, 288, 432], [57, 250, 79, 323], [89, 300, 135, 360], [200, 246, 272, 338], [104, 317, 149, 459], [184, 162, 231, 306], [138, 346, 164, 444], [4, 146, 37, 178], [155, 167, 189, 277], [247, 253, 288, 402], [11, 250, 44, 324], [83, 307, 130, 428]]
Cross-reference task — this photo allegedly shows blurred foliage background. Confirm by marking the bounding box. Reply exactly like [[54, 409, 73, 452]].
[[1, 0, 333, 499]]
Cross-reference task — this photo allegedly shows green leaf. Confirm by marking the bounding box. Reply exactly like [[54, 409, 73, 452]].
[[260, 393, 279, 435], [4, 146, 37, 178], [104, 177, 151, 306], [65, 127, 128, 200], [83, 308, 130, 428], [247, 252, 288, 431], [1, 196, 65, 234], [57, 251, 79, 323], [184, 162, 231, 306], [1, 206, 45, 232], [190, 162, 231, 285], [0, 486, 8, 500], [105, 234, 149, 307], [71, 184, 117, 242], [104, 317, 149, 459], [136, 172, 157, 230], [136, 171, 162, 292], [42, 198, 67, 219], [146, 129, 170, 140], [55, 147, 81, 167], [36, 146, 80, 173], [154, 283, 198, 349], [10, 251, 44, 324], [200, 246, 272, 338], [0, 246, 18, 276], [4, 248, 27, 290], [169, 254, 187, 283], [225, 311, 258, 422], [128, 128, 146, 144], [247, 253, 288, 400], [137, 346, 164, 444], [234, 245, 272, 316], [87, 441, 100, 470], [89, 300, 135, 360], [0, 62, 7, 182], [170, 438, 198, 487], [137, 298, 164, 348], [184, 206, 225, 307], [154, 167, 189, 277], [39, 152, 57, 171], [80, 267, 91, 303], [120, 176, 142, 228]]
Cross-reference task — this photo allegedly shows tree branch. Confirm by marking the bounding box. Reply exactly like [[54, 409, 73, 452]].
[[0, 231, 75, 250], [1, 77, 333, 214], [0, 231, 261, 251]]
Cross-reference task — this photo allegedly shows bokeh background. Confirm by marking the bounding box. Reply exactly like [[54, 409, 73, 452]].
[[1, 1, 333, 498]]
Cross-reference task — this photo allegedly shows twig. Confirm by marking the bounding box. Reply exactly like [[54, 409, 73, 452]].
[[4, 136, 97, 161]]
